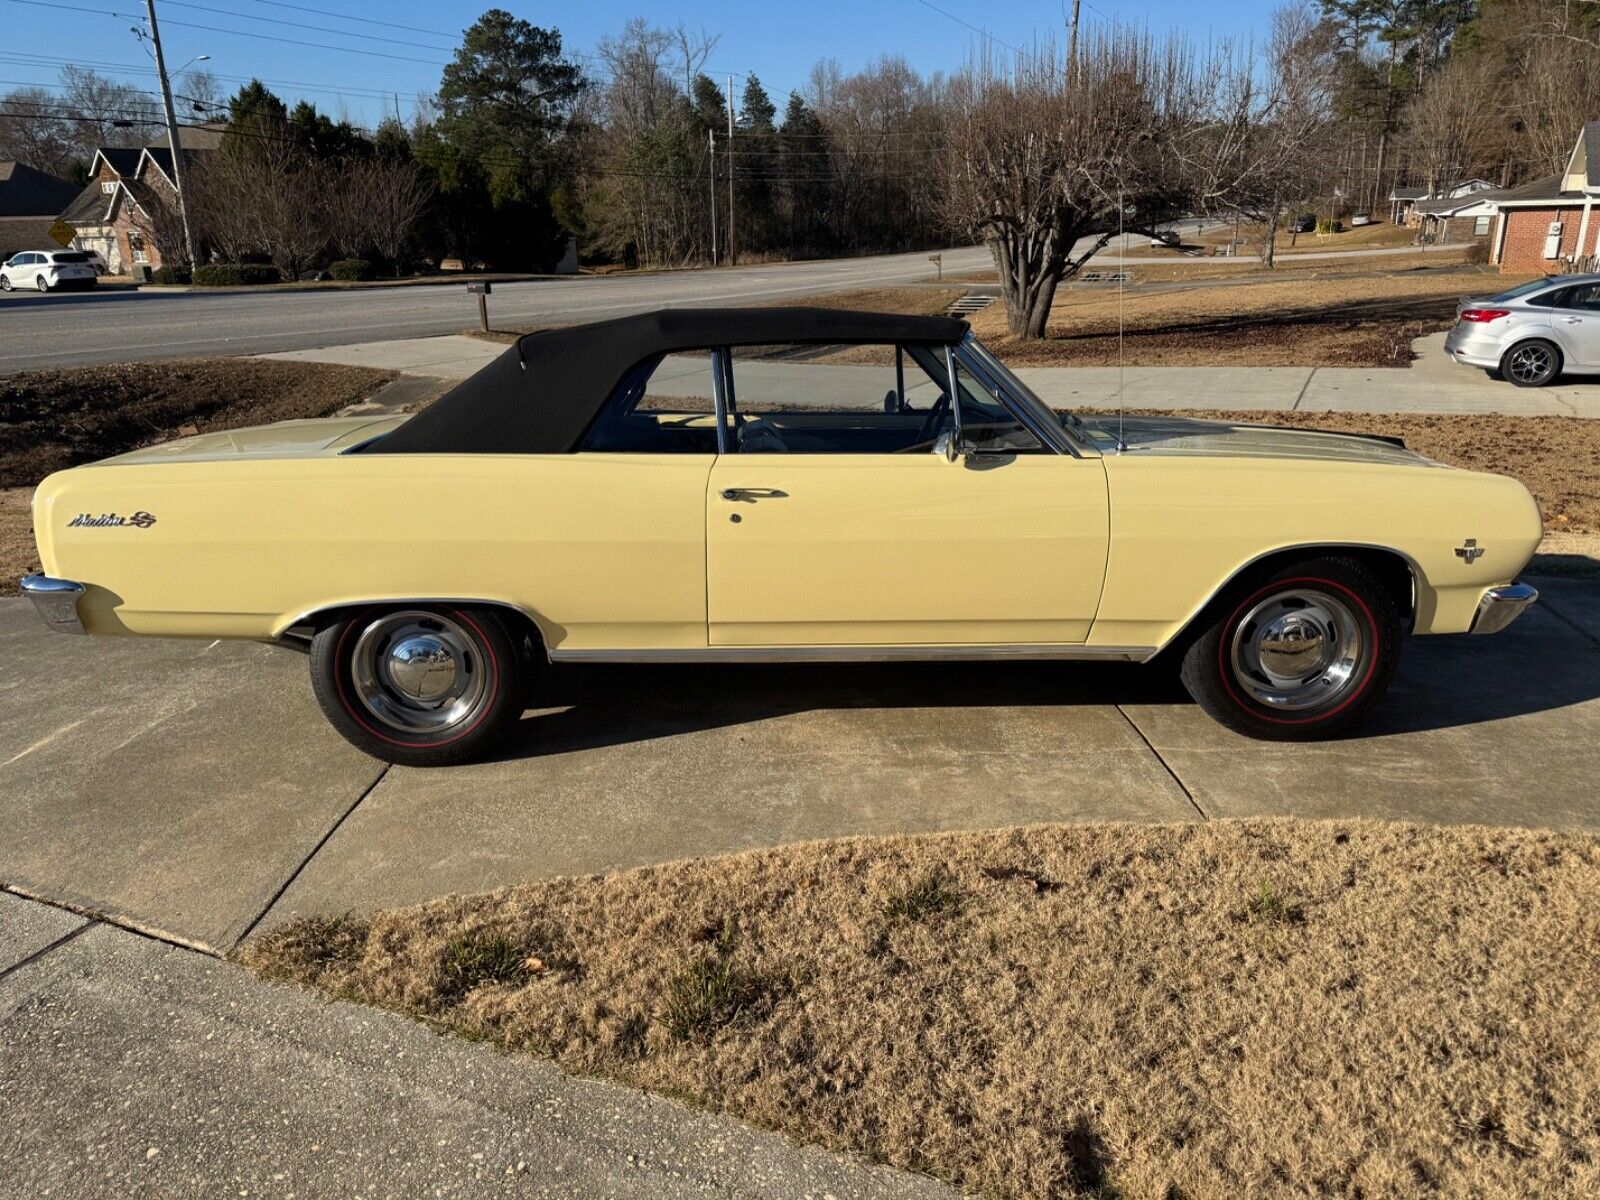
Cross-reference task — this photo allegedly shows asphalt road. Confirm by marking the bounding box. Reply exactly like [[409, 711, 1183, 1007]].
[[0, 245, 993, 373]]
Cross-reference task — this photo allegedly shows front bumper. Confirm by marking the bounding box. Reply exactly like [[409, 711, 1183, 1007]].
[[1470, 582, 1538, 635], [19, 574, 86, 634]]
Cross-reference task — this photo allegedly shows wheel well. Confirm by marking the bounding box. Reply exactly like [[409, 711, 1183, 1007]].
[[283, 600, 548, 661], [1174, 545, 1416, 652]]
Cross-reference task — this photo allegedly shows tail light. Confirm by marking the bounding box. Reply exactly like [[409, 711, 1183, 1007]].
[[1458, 308, 1511, 323]]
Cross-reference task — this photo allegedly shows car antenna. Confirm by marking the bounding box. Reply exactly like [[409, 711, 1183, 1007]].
[[1117, 184, 1126, 451]]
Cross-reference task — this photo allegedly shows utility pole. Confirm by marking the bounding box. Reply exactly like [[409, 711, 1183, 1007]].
[[726, 74, 737, 268], [143, 0, 198, 269], [708, 129, 718, 266]]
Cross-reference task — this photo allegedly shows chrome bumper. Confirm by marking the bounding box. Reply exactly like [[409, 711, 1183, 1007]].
[[19, 574, 86, 635], [1470, 582, 1538, 636]]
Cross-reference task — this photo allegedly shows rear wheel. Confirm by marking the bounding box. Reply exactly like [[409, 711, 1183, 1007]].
[[34, 274, 49, 292], [1501, 339, 1561, 387], [1179, 557, 1400, 740], [309, 605, 528, 766]]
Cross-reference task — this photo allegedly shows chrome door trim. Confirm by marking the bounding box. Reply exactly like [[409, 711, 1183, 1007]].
[[549, 643, 1156, 664]]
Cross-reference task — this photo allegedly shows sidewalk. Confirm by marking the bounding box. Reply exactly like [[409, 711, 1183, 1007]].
[[262, 331, 1600, 416], [0, 891, 952, 1199]]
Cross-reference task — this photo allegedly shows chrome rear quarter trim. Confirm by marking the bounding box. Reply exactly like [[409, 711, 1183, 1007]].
[[549, 644, 1156, 664]]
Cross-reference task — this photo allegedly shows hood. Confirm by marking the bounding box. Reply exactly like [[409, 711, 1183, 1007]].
[[1077, 414, 1437, 468], [95, 415, 409, 467]]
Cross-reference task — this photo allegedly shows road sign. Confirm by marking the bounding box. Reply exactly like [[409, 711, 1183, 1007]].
[[47, 220, 76, 248]]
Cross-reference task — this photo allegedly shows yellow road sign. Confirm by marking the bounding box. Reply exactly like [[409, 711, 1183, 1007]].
[[47, 219, 77, 247]]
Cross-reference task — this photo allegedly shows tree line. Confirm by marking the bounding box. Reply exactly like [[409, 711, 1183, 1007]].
[[0, 1, 1594, 326]]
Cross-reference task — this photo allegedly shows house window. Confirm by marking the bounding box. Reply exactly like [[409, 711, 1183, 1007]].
[[101, 181, 116, 194], [1474, 216, 1491, 236], [128, 232, 149, 265]]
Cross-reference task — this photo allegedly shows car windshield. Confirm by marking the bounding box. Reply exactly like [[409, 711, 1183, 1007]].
[[1487, 277, 1558, 303], [961, 335, 1085, 440]]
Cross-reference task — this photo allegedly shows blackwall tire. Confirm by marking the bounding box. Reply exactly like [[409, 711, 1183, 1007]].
[[1500, 339, 1561, 388], [1179, 556, 1400, 741], [309, 605, 527, 766]]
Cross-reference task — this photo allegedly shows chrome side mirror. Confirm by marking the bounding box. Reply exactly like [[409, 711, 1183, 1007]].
[[932, 430, 959, 462]]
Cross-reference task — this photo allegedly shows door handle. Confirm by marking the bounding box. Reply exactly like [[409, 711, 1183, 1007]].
[[1561, 316, 1583, 323], [721, 487, 788, 501]]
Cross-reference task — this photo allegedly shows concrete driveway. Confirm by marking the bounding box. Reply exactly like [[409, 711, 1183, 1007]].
[[3, 579, 1597, 953]]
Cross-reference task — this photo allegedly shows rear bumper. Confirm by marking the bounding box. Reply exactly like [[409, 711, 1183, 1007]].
[[1470, 582, 1538, 635], [19, 574, 86, 634], [1443, 329, 1503, 369]]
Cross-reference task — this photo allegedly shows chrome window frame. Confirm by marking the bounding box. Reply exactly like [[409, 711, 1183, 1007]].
[[953, 335, 1088, 457]]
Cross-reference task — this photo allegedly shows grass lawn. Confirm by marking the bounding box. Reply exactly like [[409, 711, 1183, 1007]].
[[243, 818, 1600, 1200], [967, 265, 1524, 368], [0, 359, 394, 595]]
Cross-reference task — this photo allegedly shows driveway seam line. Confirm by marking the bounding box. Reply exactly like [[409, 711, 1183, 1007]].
[[1291, 369, 1315, 411], [232, 763, 391, 950], [1115, 705, 1207, 819], [0, 883, 221, 957], [0, 918, 94, 983]]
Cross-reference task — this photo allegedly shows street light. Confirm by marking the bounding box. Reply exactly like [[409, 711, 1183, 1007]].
[[173, 53, 210, 77]]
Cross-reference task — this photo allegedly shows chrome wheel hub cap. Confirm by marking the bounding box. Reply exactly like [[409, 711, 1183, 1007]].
[[1230, 588, 1363, 712], [350, 611, 487, 734], [1508, 345, 1551, 383]]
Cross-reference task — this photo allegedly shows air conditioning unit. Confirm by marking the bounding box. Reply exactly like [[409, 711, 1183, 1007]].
[[1543, 221, 1564, 259]]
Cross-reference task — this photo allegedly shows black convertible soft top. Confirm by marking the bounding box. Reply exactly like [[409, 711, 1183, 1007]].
[[372, 306, 970, 455]]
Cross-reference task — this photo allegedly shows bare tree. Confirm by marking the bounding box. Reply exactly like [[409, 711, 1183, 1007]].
[[365, 157, 433, 271], [322, 160, 371, 259], [0, 88, 81, 177], [946, 32, 1219, 338], [1403, 54, 1503, 196], [673, 24, 721, 97]]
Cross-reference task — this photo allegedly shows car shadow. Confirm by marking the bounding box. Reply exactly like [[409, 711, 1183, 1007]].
[[486, 609, 1600, 761]]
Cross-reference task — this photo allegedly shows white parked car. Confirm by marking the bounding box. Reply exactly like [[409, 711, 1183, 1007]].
[[1443, 274, 1600, 387], [0, 249, 99, 292]]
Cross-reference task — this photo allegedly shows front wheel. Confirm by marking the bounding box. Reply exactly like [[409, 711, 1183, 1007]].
[[0, 275, 12, 292], [309, 605, 529, 766], [1501, 339, 1561, 388], [1179, 557, 1400, 740]]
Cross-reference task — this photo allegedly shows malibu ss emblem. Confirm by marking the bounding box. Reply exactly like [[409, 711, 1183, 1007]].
[[1455, 538, 1485, 564], [69, 511, 157, 529]]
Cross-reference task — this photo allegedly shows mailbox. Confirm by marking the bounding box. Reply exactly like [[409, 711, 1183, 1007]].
[[466, 281, 491, 295]]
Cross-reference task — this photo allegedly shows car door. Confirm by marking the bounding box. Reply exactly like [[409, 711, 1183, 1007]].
[[705, 341, 1109, 647], [1552, 282, 1600, 367]]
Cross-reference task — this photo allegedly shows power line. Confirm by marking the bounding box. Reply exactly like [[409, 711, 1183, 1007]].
[[157, 0, 461, 52], [232, 0, 462, 41], [905, 0, 1024, 53]]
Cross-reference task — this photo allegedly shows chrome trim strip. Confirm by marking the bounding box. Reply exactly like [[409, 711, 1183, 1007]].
[[549, 643, 1157, 664], [953, 337, 1075, 457], [19, 574, 86, 635], [1470, 582, 1538, 635]]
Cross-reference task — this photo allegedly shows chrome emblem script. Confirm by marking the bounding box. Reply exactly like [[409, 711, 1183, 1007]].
[[1455, 538, 1485, 564], [69, 510, 156, 529]]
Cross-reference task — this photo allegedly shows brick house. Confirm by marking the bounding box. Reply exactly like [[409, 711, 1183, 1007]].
[[0, 161, 80, 260], [56, 128, 220, 274], [1390, 178, 1494, 226], [1489, 121, 1600, 273]]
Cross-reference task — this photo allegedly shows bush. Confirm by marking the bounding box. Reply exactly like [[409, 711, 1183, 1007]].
[[328, 258, 374, 281], [150, 265, 191, 284], [1316, 218, 1344, 235], [192, 263, 282, 287]]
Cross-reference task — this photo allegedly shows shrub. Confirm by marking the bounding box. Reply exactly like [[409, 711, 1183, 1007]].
[[192, 263, 282, 287], [328, 258, 374, 281], [150, 265, 191, 284], [1316, 218, 1344, 235]]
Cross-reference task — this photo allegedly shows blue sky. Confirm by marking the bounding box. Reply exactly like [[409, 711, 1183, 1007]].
[[2, 0, 1273, 131]]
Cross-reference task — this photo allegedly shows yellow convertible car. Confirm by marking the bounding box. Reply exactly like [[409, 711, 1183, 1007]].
[[23, 308, 1541, 765]]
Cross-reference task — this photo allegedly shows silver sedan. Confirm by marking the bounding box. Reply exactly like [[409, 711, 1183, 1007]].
[[1444, 273, 1600, 387]]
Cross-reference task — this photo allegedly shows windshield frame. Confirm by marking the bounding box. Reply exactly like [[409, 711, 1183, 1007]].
[[958, 333, 1095, 457]]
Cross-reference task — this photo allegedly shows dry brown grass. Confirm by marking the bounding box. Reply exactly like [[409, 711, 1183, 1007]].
[[968, 266, 1524, 367], [242, 819, 1600, 1200], [0, 487, 37, 597]]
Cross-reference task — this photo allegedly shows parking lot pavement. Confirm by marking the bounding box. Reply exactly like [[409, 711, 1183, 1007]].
[[0, 898, 954, 1200], [1, 578, 1597, 953]]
